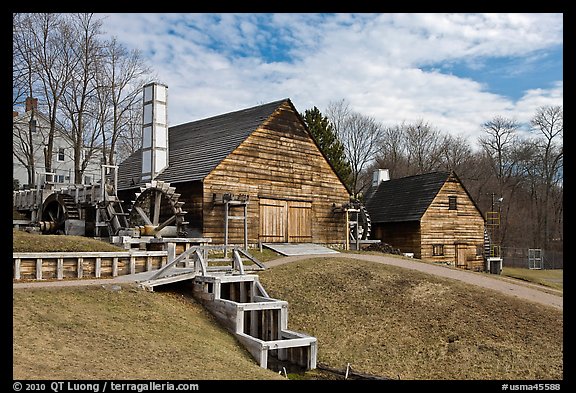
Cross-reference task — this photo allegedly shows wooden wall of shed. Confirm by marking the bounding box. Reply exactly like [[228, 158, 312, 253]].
[[420, 175, 485, 269], [372, 222, 421, 257], [170, 181, 203, 235], [202, 102, 350, 245]]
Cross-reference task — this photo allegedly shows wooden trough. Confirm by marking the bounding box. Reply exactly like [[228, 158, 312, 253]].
[[139, 245, 318, 371]]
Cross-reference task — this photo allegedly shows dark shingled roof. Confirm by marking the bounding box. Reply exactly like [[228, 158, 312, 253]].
[[117, 99, 289, 190], [365, 171, 451, 223]]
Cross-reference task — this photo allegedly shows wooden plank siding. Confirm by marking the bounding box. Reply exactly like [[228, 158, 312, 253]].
[[202, 102, 350, 246], [419, 176, 485, 269]]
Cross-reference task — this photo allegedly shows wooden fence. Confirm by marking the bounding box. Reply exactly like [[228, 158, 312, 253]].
[[13, 251, 168, 281]]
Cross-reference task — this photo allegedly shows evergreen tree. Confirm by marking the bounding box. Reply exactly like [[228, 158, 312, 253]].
[[302, 107, 352, 190]]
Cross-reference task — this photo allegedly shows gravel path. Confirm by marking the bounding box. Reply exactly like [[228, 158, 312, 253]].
[[13, 253, 562, 310]]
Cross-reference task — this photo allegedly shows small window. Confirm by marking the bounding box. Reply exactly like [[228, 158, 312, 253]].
[[57, 148, 65, 162], [448, 196, 457, 210], [433, 244, 444, 256], [29, 119, 37, 132], [84, 176, 92, 185]]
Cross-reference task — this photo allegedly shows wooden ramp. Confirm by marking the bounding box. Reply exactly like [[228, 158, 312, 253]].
[[263, 243, 340, 256]]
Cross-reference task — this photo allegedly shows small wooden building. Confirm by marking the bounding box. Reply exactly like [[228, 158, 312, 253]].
[[365, 171, 486, 270], [117, 94, 350, 247]]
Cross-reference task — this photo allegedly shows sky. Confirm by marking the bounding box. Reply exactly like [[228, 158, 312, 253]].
[[96, 13, 563, 150]]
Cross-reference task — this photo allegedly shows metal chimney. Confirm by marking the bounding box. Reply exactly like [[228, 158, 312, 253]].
[[372, 169, 390, 187], [141, 82, 168, 181]]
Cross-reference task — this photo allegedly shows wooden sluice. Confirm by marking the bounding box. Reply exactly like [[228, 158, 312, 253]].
[[139, 245, 318, 371]]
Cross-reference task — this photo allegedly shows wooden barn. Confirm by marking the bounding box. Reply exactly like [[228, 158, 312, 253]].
[[365, 171, 486, 270], [116, 83, 351, 248]]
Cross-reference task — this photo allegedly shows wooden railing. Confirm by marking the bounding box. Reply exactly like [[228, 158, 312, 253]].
[[13, 251, 168, 281]]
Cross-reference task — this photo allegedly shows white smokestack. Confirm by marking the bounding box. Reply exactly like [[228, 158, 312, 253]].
[[141, 82, 168, 181], [372, 169, 390, 187]]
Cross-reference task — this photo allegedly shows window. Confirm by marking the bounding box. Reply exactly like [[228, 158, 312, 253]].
[[433, 244, 444, 256], [84, 176, 92, 185], [29, 119, 37, 132], [448, 196, 457, 210], [57, 148, 65, 162]]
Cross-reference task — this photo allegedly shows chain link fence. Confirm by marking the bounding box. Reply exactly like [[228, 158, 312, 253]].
[[501, 247, 563, 269]]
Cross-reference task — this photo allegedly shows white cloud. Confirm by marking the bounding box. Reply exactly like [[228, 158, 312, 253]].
[[96, 13, 563, 150]]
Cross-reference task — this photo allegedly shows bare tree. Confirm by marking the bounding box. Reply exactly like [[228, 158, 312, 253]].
[[96, 37, 152, 166], [477, 115, 523, 247], [438, 134, 473, 176], [115, 98, 144, 163], [326, 99, 384, 197], [478, 116, 520, 186], [403, 120, 444, 174], [372, 123, 409, 178], [529, 105, 563, 249], [58, 13, 105, 184], [13, 13, 40, 185], [12, 13, 32, 108], [26, 13, 76, 176]]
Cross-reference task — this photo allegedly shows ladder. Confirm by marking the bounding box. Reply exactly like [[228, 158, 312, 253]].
[[214, 193, 249, 255], [95, 165, 129, 237]]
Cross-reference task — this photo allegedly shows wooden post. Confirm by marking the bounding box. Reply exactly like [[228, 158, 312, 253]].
[[355, 210, 360, 251], [167, 242, 176, 266], [36, 258, 42, 280], [345, 210, 350, 251], [112, 257, 119, 277], [95, 257, 102, 278], [224, 201, 229, 258], [309, 340, 317, 369], [250, 310, 259, 338], [14, 258, 21, 280], [244, 203, 248, 250], [130, 256, 136, 274], [77, 257, 83, 278], [57, 258, 64, 280]]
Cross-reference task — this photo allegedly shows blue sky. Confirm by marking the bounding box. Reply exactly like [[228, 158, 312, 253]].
[[97, 13, 563, 150]]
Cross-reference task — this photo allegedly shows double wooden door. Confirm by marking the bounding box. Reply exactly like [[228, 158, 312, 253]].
[[259, 198, 312, 243]]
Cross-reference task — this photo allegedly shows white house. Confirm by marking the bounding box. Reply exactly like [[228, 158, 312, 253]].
[[13, 97, 102, 189]]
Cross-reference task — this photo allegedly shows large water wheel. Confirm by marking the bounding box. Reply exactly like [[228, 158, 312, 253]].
[[40, 193, 81, 234], [128, 180, 188, 237]]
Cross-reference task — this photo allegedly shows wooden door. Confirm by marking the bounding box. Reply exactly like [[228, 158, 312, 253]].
[[259, 199, 287, 243], [260, 199, 313, 243], [456, 244, 468, 268], [288, 201, 312, 242]]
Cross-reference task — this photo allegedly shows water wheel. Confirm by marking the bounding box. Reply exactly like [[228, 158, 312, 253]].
[[128, 180, 188, 237]]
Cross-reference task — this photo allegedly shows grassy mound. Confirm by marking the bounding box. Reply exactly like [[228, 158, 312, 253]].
[[259, 257, 563, 380], [13, 284, 285, 380]]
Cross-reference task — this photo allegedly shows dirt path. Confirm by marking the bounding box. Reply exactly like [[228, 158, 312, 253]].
[[264, 253, 563, 310], [13, 253, 562, 310]]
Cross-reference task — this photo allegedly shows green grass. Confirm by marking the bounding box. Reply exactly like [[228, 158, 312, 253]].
[[501, 267, 563, 291]]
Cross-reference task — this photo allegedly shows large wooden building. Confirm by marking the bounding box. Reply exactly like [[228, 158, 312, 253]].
[[365, 171, 486, 270], [117, 85, 351, 247]]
